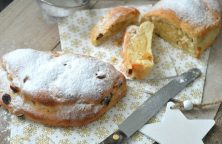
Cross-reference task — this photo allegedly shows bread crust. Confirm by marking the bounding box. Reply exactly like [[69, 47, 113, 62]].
[[0, 49, 127, 126], [142, 0, 221, 58], [142, 9, 221, 38], [91, 6, 140, 46], [0, 76, 126, 127]]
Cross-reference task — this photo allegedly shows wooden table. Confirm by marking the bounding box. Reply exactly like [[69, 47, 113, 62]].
[[0, 0, 222, 143]]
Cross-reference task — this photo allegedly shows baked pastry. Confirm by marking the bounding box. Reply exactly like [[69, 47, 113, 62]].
[[0, 49, 126, 126], [91, 6, 140, 46], [122, 21, 154, 79], [142, 0, 221, 58]]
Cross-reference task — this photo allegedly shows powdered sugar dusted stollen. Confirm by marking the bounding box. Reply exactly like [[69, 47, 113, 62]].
[[142, 0, 221, 58], [0, 49, 126, 126], [150, 0, 221, 26]]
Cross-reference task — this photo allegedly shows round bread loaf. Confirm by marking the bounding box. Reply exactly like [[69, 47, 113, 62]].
[[0, 49, 126, 126]]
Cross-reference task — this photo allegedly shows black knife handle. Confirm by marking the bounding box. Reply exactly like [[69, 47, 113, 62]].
[[99, 130, 127, 144]]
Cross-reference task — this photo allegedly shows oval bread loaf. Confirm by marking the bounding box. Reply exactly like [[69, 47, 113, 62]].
[[0, 49, 127, 126]]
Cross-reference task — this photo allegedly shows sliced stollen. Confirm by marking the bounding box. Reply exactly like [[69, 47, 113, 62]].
[[0, 49, 126, 126], [91, 6, 140, 46], [122, 21, 154, 79], [142, 0, 221, 58]]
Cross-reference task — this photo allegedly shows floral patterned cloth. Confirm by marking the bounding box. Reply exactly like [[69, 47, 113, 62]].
[[10, 5, 210, 144]]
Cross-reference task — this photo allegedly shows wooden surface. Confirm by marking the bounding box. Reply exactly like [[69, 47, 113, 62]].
[[204, 104, 222, 143], [0, 0, 60, 144], [0, 0, 222, 144], [0, 0, 60, 57]]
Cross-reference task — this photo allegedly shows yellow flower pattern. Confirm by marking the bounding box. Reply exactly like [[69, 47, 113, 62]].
[[58, 139, 72, 144], [10, 5, 210, 144], [95, 126, 110, 139]]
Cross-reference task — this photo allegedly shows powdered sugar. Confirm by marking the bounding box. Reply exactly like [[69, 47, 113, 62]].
[[2, 49, 122, 104], [2, 49, 52, 88], [204, 0, 221, 12], [0, 66, 10, 93], [0, 65, 103, 121], [57, 103, 103, 120], [151, 0, 221, 27]]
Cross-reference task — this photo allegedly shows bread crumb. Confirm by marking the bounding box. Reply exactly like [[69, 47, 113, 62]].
[[112, 37, 123, 46], [112, 31, 125, 46], [111, 56, 117, 63]]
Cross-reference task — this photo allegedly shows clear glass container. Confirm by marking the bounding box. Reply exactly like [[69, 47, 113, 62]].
[[37, 0, 98, 23]]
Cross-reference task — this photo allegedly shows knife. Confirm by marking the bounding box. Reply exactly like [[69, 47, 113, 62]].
[[100, 68, 201, 144]]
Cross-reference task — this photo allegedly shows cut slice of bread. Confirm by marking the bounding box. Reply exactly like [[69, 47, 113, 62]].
[[142, 0, 221, 58], [122, 21, 154, 79], [91, 6, 140, 46]]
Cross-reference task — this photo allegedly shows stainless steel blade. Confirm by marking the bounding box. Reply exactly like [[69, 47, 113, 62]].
[[119, 68, 201, 138]]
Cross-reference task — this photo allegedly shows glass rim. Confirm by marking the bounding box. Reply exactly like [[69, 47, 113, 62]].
[[39, 0, 95, 9]]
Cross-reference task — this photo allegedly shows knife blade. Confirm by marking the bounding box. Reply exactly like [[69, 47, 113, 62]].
[[100, 68, 201, 144]]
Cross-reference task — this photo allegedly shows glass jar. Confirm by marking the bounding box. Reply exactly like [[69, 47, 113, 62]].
[[37, 0, 98, 23]]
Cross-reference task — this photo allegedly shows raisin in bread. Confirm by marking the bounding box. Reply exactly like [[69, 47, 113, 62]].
[[0, 49, 126, 126], [91, 6, 140, 46]]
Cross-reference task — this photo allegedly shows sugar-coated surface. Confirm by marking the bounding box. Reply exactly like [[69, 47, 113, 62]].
[[151, 0, 221, 27], [2, 49, 120, 103], [206, 0, 221, 12], [0, 66, 103, 120], [0, 66, 10, 93]]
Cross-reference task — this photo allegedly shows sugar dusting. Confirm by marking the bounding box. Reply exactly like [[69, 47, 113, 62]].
[[0, 49, 125, 121], [2, 49, 120, 103], [151, 0, 221, 27], [10, 94, 103, 121], [204, 0, 221, 12]]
